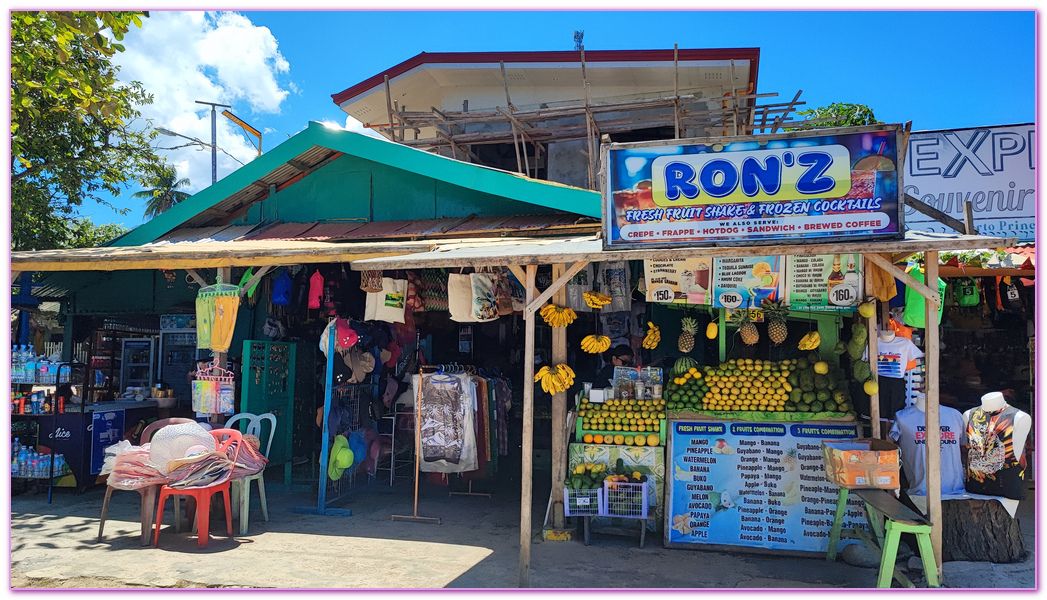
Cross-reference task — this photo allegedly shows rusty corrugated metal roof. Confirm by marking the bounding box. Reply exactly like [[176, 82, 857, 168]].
[[150, 224, 259, 244], [248, 222, 323, 241]]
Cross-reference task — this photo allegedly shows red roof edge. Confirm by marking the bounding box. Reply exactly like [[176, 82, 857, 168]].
[[332, 48, 762, 106]]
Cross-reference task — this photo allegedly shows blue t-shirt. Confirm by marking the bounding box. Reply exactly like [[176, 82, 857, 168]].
[[890, 405, 967, 496]]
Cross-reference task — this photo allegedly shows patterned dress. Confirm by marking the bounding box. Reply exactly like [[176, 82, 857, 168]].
[[965, 404, 1027, 500]]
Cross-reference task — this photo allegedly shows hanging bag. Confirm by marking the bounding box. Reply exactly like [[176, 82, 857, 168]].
[[308, 270, 324, 309], [955, 277, 980, 307], [364, 277, 407, 323], [360, 270, 385, 293], [271, 269, 293, 306], [448, 273, 478, 323]]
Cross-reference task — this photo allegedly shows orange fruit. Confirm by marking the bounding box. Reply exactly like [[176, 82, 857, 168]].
[[593, 434, 604, 444], [582, 433, 594, 444], [613, 434, 625, 445], [634, 434, 646, 447]]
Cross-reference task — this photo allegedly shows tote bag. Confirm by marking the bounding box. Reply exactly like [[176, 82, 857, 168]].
[[364, 277, 407, 324]]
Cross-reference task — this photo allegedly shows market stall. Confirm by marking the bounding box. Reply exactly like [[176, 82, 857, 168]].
[[353, 123, 1019, 586]]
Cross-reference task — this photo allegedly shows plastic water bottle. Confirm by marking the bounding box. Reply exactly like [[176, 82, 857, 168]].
[[11, 346, 18, 383], [12, 437, 20, 457], [17, 445, 28, 477], [24, 352, 37, 385]]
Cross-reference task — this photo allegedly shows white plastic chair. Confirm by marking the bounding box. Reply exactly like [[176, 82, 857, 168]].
[[224, 412, 276, 535]]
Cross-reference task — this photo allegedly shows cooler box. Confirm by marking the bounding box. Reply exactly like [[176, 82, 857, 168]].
[[821, 438, 900, 490]]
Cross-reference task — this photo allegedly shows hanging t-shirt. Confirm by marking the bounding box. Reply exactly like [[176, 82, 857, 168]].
[[996, 277, 1024, 312], [902, 268, 947, 328], [890, 405, 967, 496], [863, 336, 924, 379], [965, 404, 1028, 500], [598, 261, 632, 313], [600, 311, 632, 349], [565, 263, 595, 313]]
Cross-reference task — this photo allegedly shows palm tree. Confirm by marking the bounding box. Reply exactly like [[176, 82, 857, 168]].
[[134, 166, 191, 219]]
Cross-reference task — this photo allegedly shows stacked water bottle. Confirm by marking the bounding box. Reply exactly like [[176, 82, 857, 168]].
[[10, 438, 67, 479], [10, 346, 58, 384]]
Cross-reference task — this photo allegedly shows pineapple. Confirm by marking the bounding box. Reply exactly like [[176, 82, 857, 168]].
[[782, 448, 798, 471], [761, 298, 789, 346], [678, 317, 698, 353], [736, 311, 760, 346]]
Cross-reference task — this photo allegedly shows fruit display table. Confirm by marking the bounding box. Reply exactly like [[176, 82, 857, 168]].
[[664, 416, 868, 555], [568, 443, 664, 532]]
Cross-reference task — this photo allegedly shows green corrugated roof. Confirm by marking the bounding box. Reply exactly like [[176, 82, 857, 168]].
[[114, 121, 600, 247]]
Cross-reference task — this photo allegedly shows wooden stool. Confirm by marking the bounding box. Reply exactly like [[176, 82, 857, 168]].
[[826, 487, 939, 588]]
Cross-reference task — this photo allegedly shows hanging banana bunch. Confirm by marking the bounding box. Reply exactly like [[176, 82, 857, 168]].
[[534, 363, 576, 394], [581, 334, 612, 354], [642, 321, 661, 349], [582, 290, 612, 309], [539, 303, 578, 328]]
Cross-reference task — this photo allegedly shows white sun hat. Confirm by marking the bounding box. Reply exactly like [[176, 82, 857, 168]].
[[148, 421, 216, 475]]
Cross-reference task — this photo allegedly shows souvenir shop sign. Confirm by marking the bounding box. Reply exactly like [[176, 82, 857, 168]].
[[903, 123, 1035, 242], [664, 420, 865, 553], [602, 125, 904, 249], [711, 256, 784, 310], [785, 254, 864, 311], [643, 258, 713, 305]]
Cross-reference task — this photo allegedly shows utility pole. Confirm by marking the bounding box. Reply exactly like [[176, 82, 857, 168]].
[[196, 100, 231, 184]]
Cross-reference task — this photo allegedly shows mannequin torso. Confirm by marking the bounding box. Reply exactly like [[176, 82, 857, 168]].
[[962, 392, 1030, 500]]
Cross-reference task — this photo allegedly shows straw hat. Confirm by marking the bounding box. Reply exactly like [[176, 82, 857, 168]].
[[327, 435, 354, 481], [148, 422, 215, 475]]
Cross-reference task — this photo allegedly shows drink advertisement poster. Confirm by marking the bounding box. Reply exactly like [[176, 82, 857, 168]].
[[644, 258, 713, 305], [664, 420, 866, 553], [91, 409, 124, 474], [711, 256, 784, 310], [785, 254, 864, 311], [602, 125, 903, 249]]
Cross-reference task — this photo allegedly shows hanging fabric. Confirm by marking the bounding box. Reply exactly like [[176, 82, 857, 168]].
[[506, 269, 526, 312], [195, 276, 241, 353], [494, 269, 515, 316], [418, 371, 478, 473], [271, 268, 293, 306], [406, 271, 426, 312]]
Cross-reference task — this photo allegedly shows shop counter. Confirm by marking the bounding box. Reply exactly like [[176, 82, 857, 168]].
[[663, 413, 868, 555], [13, 400, 159, 492]]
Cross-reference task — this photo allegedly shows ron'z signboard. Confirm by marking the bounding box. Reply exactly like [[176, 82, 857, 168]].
[[602, 125, 904, 249]]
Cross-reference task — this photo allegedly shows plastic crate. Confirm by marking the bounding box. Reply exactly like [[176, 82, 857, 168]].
[[563, 487, 603, 517], [601, 480, 648, 519]]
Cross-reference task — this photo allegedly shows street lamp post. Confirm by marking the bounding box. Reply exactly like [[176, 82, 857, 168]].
[[195, 100, 231, 184]]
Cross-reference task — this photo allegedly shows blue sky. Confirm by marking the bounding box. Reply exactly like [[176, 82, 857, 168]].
[[85, 9, 1036, 228]]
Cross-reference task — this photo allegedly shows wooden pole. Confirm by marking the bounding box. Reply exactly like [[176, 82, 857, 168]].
[[212, 266, 232, 427], [923, 252, 943, 578], [519, 265, 537, 588], [384, 75, 398, 142], [673, 44, 681, 139], [499, 61, 526, 175], [863, 256, 880, 439], [550, 264, 568, 530]]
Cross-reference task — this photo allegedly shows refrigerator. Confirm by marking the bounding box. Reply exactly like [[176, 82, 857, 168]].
[[120, 338, 156, 391], [158, 330, 209, 405]]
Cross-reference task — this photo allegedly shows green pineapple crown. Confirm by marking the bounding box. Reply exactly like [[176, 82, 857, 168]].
[[680, 317, 698, 334]]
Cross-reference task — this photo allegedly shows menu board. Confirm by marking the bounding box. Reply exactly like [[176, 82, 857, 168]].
[[665, 420, 866, 553], [711, 256, 785, 310], [643, 258, 713, 305], [785, 254, 864, 311]]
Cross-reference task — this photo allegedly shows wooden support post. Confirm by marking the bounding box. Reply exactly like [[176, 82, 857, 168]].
[[550, 264, 568, 530], [770, 90, 803, 133], [864, 257, 881, 439], [499, 61, 526, 174], [673, 44, 681, 139], [923, 251, 943, 578], [238, 266, 273, 298], [524, 262, 589, 318], [519, 265, 537, 588], [963, 200, 977, 235], [185, 269, 208, 288], [384, 75, 398, 142]]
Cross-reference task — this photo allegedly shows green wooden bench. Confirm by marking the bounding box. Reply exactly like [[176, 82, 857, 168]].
[[826, 487, 940, 588]]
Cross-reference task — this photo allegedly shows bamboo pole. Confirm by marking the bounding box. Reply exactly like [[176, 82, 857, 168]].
[[924, 252, 943, 578], [499, 61, 526, 174], [384, 75, 397, 142], [519, 265, 537, 588], [863, 256, 881, 439], [550, 264, 568, 530]]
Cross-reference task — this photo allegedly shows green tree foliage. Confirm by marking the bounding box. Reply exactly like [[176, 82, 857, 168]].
[[134, 165, 192, 219], [796, 103, 882, 128], [11, 11, 162, 250], [68, 220, 131, 248]]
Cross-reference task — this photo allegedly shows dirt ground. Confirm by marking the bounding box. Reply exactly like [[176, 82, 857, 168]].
[[9, 468, 1037, 589]]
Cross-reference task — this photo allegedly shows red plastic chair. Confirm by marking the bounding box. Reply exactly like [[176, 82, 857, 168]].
[[153, 428, 242, 548]]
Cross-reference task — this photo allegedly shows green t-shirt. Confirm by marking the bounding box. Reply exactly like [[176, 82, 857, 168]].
[[903, 268, 947, 328]]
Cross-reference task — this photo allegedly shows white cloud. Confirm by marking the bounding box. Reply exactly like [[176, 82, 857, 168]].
[[262, 127, 278, 135], [344, 115, 386, 139], [114, 11, 291, 196]]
